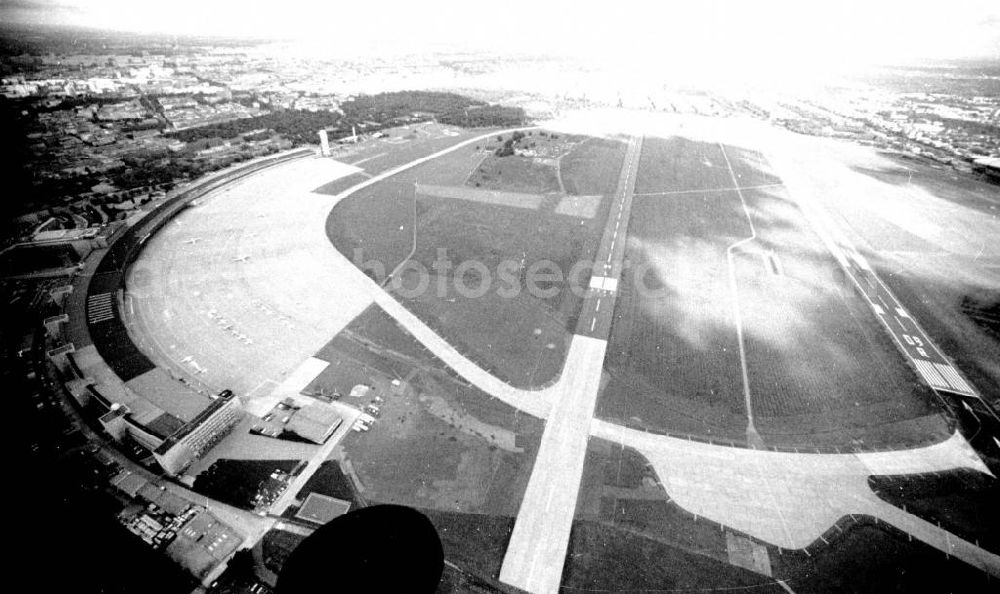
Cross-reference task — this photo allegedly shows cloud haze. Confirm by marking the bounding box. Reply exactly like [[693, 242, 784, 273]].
[[3, 0, 998, 68]]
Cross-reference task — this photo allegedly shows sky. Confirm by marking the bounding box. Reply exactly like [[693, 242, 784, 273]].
[[2, 0, 999, 71]]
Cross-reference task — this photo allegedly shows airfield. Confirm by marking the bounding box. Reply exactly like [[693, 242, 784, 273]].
[[123, 116, 1000, 592]]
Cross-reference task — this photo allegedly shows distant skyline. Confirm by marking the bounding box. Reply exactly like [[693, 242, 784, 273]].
[[2, 0, 998, 72]]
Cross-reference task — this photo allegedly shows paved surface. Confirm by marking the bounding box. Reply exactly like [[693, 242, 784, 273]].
[[499, 136, 642, 594], [765, 137, 995, 418], [498, 336, 609, 593], [121, 115, 1000, 587], [592, 419, 1000, 576], [268, 400, 361, 516], [126, 157, 372, 403], [130, 127, 552, 419], [844, 247, 978, 395], [49, 371, 275, 562], [574, 136, 642, 338]]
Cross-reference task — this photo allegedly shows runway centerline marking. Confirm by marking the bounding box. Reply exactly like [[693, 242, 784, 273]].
[[500, 136, 641, 594]]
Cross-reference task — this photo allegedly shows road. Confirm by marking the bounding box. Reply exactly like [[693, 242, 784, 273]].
[[268, 401, 361, 515], [499, 136, 642, 594]]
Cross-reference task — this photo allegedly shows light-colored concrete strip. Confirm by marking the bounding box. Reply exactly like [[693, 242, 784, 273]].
[[498, 336, 608, 594], [415, 183, 544, 210], [591, 419, 998, 575]]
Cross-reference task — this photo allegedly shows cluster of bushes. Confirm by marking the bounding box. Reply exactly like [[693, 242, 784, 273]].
[[493, 130, 527, 157], [438, 104, 527, 128], [168, 109, 342, 144], [340, 90, 486, 121]]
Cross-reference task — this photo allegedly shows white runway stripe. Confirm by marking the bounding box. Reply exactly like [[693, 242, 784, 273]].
[[588, 275, 618, 292], [934, 363, 974, 395], [914, 359, 949, 390]]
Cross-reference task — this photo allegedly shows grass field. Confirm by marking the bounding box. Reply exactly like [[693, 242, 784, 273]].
[[566, 437, 997, 592], [573, 439, 734, 559], [868, 469, 1000, 554], [342, 369, 541, 515], [420, 510, 515, 581], [560, 521, 783, 593], [326, 179, 415, 282], [396, 273, 570, 387], [327, 133, 626, 388], [296, 460, 366, 508], [467, 155, 560, 193], [599, 190, 750, 439], [599, 137, 947, 448], [261, 529, 306, 576], [559, 137, 629, 196], [634, 136, 734, 193], [775, 140, 1000, 415], [772, 519, 996, 593], [300, 307, 544, 583], [735, 186, 941, 441], [466, 131, 580, 194], [306, 305, 544, 517]]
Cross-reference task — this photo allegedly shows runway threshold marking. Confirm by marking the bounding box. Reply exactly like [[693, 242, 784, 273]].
[[774, 154, 984, 404]]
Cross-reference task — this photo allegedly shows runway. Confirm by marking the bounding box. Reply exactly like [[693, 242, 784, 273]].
[[118, 117, 998, 587], [841, 248, 977, 396], [766, 141, 989, 412], [499, 136, 642, 594], [575, 135, 643, 339]]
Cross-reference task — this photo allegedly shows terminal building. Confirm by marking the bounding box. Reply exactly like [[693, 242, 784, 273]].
[[95, 388, 244, 476], [54, 150, 313, 478], [152, 392, 244, 475]]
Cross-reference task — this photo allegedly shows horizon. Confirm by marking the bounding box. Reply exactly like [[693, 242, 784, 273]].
[[2, 1, 998, 75]]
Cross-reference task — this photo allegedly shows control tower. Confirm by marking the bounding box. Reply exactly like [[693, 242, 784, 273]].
[[318, 129, 330, 157]]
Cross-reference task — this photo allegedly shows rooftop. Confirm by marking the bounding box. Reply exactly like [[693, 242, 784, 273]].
[[166, 509, 243, 578], [32, 228, 99, 243], [283, 402, 343, 445], [295, 493, 351, 525], [110, 470, 149, 498], [972, 156, 1000, 170]]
